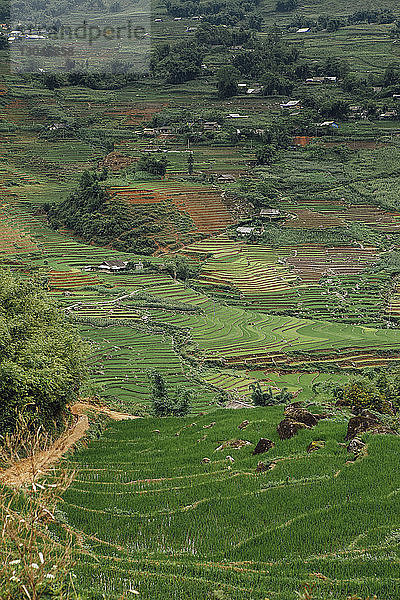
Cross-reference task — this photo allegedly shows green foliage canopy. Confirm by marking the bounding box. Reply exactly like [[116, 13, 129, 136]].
[[0, 270, 87, 434]]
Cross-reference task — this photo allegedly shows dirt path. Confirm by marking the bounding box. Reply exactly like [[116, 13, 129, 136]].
[[0, 403, 141, 487]]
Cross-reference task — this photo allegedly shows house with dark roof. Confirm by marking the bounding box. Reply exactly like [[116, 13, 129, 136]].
[[98, 259, 128, 272]]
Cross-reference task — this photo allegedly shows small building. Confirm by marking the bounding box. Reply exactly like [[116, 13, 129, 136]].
[[158, 126, 173, 134], [317, 121, 339, 128], [227, 113, 249, 118], [143, 128, 157, 136], [217, 174, 236, 183], [203, 121, 221, 131], [260, 208, 281, 220], [247, 87, 262, 94], [135, 260, 144, 271], [305, 76, 337, 85], [306, 77, 324, 85], [379, 111, 397, 120], [297, 27, 310, 33], [236, 226, 259, 237], [98, 259, 128, 272], [280, 100, 301, 110]]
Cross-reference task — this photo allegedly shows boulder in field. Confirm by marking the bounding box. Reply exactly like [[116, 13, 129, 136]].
[[284, 405, 318, 427], [307, 440, 325, 453], [255, 461, 270, 473], [277, 417, 310, 440], [252, 438, 274, 455], [347, 437, 366, 455]]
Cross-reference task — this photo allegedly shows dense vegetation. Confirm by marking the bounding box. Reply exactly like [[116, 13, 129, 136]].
[[45, 170, 195, 254], [0, 270, 87, 434]]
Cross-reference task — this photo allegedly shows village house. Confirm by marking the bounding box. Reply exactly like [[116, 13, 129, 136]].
[[317, 121, 339, 129], [226, 113, 249, 118], [202, 121, 221, 131], [217, 174, 236, 183], [379, 111, 397, 120], [306, 76, 337, 85], [97, 259, 128, 272], [236, 226, 262, 237], [260, 208, 281, 220], [280, 100, 302, 110]]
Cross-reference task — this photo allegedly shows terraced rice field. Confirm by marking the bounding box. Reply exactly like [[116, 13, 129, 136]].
[[60, 408, 400, 600], [283, 203, 400, 232], [109, 181, 236, 235]]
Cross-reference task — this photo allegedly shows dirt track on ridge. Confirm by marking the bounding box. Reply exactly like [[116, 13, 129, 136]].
[[0, 403, 140, 487]]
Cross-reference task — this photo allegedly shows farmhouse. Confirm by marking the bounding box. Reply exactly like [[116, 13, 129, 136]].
[[317, 121, 339, 129], [260, 208, 281, 220], [379, 111, 397, 120], [306, 76, 337, 84], [280, 100, 301, 110], [236, 226, 261, 237], [203, 121, 221, 131], [98, 259, 128, 272], [217, 174, 236, 183]]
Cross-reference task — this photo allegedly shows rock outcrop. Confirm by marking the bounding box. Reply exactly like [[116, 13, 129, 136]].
[[277, 402, 327, 440], [307, 440, 325, 453], [347, 437, 365, 455], [345, 410, 397, 441], [252, 438, 274, 455]]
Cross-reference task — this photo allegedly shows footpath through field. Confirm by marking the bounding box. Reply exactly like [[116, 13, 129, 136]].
[[0, 403, 140, 487]]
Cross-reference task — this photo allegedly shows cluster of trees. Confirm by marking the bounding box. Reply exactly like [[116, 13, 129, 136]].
[[137, 153, 168, 176], [313, 369, 400, 415], [150, 42, 204, 84], [45, 169, 196, 255], [164, 0, 262, 29], [0, 270, 87, 434], [249, 383, 294, 406], [215, 32, 302, 99], [275, 0, 298, 12], [290, 9, 395, 34], [45, 170, 156, 253], [195, 22, 254, 46], [149, 370, 191, 417], [331, 370, 400, 415], [38, 71, 137, 90]]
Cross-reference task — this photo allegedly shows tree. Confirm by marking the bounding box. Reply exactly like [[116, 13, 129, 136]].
[[188, 152, 194, 175], [0, 270, 87, 434], [151, 42, 204, 84], [149, 370, 191, 417], [164, 255, 199, 281], [249, 383, 275, 406], [137, 153, 168, 176], [216, 66, 240, 100], [256, 144, 277, 165]]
